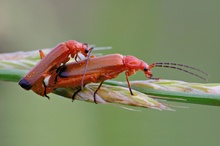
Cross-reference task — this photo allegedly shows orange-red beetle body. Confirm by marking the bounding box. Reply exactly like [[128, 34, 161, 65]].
[[19, 40, 92, 96], [46, 54, 152, 96], [45, 53, 207, 103]]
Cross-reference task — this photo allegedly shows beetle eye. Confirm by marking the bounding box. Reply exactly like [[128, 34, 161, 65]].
[[85, 49, 89, 53], [144, 68, 148, 72]]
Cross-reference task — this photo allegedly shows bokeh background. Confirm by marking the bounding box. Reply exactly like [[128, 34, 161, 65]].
[[1, 0, 220, 146]]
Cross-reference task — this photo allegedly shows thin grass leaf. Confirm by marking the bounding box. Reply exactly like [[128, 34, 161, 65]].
[[53, 84, 171, 111], [105, 80, 220, 106]]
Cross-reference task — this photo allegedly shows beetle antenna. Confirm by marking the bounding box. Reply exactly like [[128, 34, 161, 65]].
[[149, 62, 209, 81], [81, 47, 94, 90]]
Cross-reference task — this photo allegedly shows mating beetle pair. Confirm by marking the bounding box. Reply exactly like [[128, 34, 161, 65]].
[[19, 40, 208, 103]]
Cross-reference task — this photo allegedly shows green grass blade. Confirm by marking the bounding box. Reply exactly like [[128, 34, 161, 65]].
[[104, 80, 220, 106]]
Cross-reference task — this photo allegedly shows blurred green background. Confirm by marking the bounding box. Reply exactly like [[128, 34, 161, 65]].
[[1, 0, 220, 146]]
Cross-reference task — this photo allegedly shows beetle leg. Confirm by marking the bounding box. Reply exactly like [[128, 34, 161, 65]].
[[39, 50, 45, 59], [71, 84, 86, 102], [54, 64, 65, 84], [74, 55, 80, 63], [81, 48, 94, 90], [125, 72, 134, 95], [93, 81, 104, 104], [43, 81, 50, 99], [71, 88, 81, 102]]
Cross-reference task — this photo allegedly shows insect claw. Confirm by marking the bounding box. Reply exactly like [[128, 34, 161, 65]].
[[93, 81, 104, 104], [128, 87, 134, 95], [71, 84, 87, 102], [43, 81, 50, 99], [45, 94, 50, 100], [93, 93, 97, 104]]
